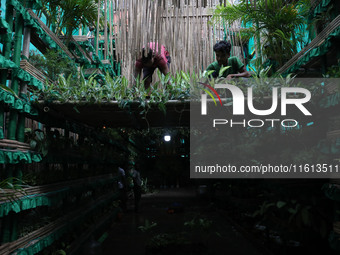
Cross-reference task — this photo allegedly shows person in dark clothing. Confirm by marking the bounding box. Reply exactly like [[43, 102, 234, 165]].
[[117, 167, 127, 212], [134, 42, 171, 90], [206, 40, 251, 79], [130, 167, 142, 213]]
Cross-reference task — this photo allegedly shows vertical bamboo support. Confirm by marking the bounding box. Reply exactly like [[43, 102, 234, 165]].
[[104, 0, 108, 59], [199, 4, 203, 70], [96, 0, 101, 56], [0, 4, 13, 85], [109, 0, 113, 58], [121, 0, 126, 74], [7, 12, 24, 141], [0, 4, 14, 140], [17, 1, 33, 143]]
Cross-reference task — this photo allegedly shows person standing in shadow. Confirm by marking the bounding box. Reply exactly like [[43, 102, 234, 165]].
[[130, 166, 142, 213], [117, 166, 127, 212]]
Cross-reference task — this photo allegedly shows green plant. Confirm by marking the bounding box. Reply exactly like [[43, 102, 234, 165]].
[[29, 49, 77, 81], [0, 177, 28, 203], [35, 69, 193, 114], [0, 84, 21, 99], [309, 4, 334, 33], [325, 65, 340, 78], [211, 0, 311, 71], [184, 217, 213, 231], [252, 199, 329, 240], [52, 250, 66, 255], [138, 219, 157, 233], [147, 233, 189, 250], [39, 0, 98, 43], [234, 27, 255, 46], [25, 128, 49, 156]]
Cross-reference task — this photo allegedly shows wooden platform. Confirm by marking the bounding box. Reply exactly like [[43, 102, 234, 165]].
[[33, 100, 190, 129]]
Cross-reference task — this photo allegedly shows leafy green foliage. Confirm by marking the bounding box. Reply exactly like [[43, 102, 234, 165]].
[[29, 50, 77, 81], [147, 233, 189, 249], [138, 219, 158, 233], [33, 68, 193, 116], [0, 84, 21, 99], [325, 65, 340, 78], [25, 128, 49, 156], [252, 198, 329, 239], [211, 0, 311, 70], [38, 0, 98, 42], [0, 177, 28, 203], [184, 217, 213, 231]]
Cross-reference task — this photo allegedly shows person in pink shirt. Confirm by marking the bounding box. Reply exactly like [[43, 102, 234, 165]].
[[134, 43, 171, 90]]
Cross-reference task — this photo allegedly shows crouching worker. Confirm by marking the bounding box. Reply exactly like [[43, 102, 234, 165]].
[[206, 40, 251, 79], [134, 42, 171, 90]]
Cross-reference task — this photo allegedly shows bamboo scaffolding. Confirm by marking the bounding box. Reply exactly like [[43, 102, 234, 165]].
[[0, 174, 116, 204], [0, 191, 117, 255], [96, 0, 101, 56], [104, 0, 108, 59], [278, 14, 340, 74], [27, 10, 75, 59]]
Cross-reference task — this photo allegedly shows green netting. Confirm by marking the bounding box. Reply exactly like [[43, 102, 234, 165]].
[[8, 0, 77, 67], [0, 54, 17, 69], [283, 26, 340, 75], [0, 18, 12, 43], [323, 183, 340, 201], [69, 42, 91, 66], [0, 89, 38, 115], [76, 40, 117, 77], [12, 193, 119, 255], [308, 0, 333, 21], [0, 55, 44, 90], [77, 40, 96, 53], [102, 64, 116, 77], [0, 195, 52, 217], [0, 177, 118, 217], [31, 0, 43, 10], [0, 150, 42, 164]]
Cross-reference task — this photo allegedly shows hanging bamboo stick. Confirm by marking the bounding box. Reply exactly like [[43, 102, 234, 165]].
[[96, 0, 100, 56], [104, 0, 108, 59], [109, 0, 113, 57]]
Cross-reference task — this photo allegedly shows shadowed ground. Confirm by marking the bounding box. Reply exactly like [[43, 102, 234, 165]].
[[101, 188, 267, 255]]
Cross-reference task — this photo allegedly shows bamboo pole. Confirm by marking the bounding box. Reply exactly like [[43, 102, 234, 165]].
[[0, 4, 14, 142], [104, 0, 108, 59], [109, 0, 113, 58], [96, 0, 100, 56], [7, 13, 24, 141]]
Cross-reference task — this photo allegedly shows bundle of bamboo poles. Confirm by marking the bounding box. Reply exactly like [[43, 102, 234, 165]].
[[0, 139, 31, 151], [108, 0, 247, 85], [0, 191, 117, 255], [0, 174, 115, 204]]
